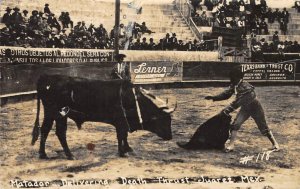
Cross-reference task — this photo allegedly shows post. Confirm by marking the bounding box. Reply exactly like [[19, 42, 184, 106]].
[[114, 0, 121, 57]]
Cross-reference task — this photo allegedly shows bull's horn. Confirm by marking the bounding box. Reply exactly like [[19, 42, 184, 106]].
[[163, 102, 177, 113]]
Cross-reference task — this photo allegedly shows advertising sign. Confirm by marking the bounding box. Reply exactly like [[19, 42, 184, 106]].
[[241, 63, 295, 80], [131, 61, 183, 83], [0, 47, 114, 63]]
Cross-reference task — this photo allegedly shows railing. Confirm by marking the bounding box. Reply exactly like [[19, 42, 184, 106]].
[[174, 0, 203, 41], [192, 17, 214, 27]]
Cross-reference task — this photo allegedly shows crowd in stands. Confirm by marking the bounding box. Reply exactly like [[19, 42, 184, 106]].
[[191, 0, 290, 36], [1, 3, 213, 51], [127, 33, 215, 51], [251, 30, 300, 61]]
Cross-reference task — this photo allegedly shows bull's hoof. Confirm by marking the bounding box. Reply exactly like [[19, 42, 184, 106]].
[[125, 146, 133, 153], [176, 141, 190, 149], [119, 152, 127, 158], [66, 153, 75, 160], [67, 155, 75, 160], [39, 154, 49, 159]]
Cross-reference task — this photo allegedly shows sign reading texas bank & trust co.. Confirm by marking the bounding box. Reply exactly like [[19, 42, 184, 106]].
[[241, 62, 295, 80], [130, 61, 183, 83]]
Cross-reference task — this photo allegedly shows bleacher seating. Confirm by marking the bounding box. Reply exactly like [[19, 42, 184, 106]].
[[0, 0, 196, 43]]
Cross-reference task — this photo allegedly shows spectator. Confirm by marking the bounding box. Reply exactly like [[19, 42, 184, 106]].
[[295, 1, 300, 13], [238, 0, 246, 12], [132, 22, 141, 38], [280, 18, 288, 35], [191, 0, 202, 14], [96, 24, 108, 39], [273, 8, 281, 23], [277, 41, 285, 61], [177, 40, 185, 51], [119, 23, 126, 38], [59, 12, 67, 28], [11, 6, 23, 30], [29, 10, 39, 30], [259, 18, 268, 35], [22, 10, 29, 26], [80, 21, 88, 32], [82, 35, 91, 49], [141, 37, 148, 50], [185, 40, 194, 51], [266, 8, 275, 23], [74, 22, 82, 33], [65, 12, 73, 28], [251, 41, 263, 61], [163, 33, 171, 50], [272, 31, 280, 46], [44, 4, 51, 15], [132, 38, 141, 50], [200, 11, 209, 26], [2, 7, 12, 28], [47, 13, 61, 32], [46, 32, 60, 48], [281, 8, 289, 23], [193, 39, 199, 51], [170, 33, 178, 50], [291, 41, 300, 52], [88, 24, 96, 36], [140, 22, 154, 34], [156, 39, 165, 50], [148, 38, 156, 50], [38, 15, 51, 36], [230, 16, 238, 28]]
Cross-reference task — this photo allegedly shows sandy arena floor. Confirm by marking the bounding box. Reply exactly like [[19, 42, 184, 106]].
[[0, 86, 299, 189]]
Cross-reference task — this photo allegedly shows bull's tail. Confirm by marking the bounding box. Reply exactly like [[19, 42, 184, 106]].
[[31, 94, 40, 145]]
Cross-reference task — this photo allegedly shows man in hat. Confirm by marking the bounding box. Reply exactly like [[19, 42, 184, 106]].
[[2, 7, 12, 27], [59, 12, 67, 28], [65, 12, 73, 28], [11, 6, 23, 29], [44, 4, 51, 15], [205, 67, 280, 152], [140, 22, 154, 34], [111, 54, 130, 80], [47, 13, 61, 32], [177, 40, 186, 51], [141, 37, 148, 50], [46, 32, 60, 48], [148, 38, 156, 50], [74, 22, 82, 33], [170, 33, 178, 50], [22, 10, 29, 26], [29, 10, 39, 30], [163, 33, 171, 50]]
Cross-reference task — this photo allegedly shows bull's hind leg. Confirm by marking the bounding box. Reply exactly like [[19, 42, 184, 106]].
[[39, 117, 54, 159], [116, 128, 127, 157], [55, 118, 74, 160], [124, 137, 133, 153]]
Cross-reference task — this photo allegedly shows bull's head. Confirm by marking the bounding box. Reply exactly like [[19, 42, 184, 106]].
[[134, 88, 176, 140]]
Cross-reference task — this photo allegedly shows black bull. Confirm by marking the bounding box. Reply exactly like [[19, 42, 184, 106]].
[[31, 75, 175, 159]]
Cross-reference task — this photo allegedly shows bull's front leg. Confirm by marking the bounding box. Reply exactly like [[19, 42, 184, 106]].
[[55, 117, 74, 160], [116, 126, 128, 157], [39, 117, 54, 159]]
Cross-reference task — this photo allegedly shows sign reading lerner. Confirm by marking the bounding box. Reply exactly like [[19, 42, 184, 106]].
[[131, 61, 183, 83], [241, 63, 295, 80]]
